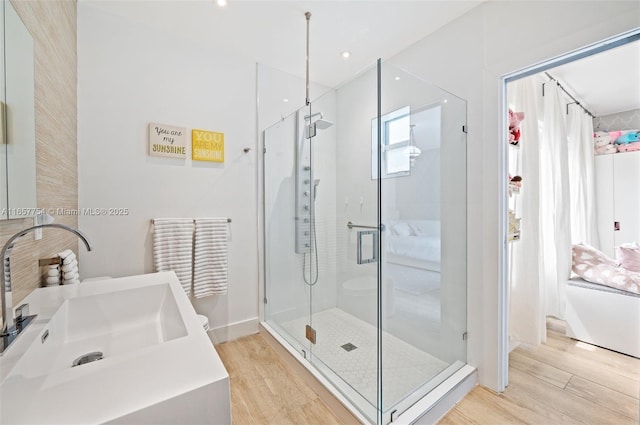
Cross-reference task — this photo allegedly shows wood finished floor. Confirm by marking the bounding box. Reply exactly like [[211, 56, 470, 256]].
[[216, 333, 343, 425], [215, 321, 639, 425], [440, 319, 639, 425]]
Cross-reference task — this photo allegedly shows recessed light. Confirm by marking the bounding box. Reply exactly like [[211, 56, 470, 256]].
[[395, 76, 400, 81], [443, 99, 448, 103], [217, 0, 228, 7], [341, 51, 350, 59], [283, 98, 289, 103]]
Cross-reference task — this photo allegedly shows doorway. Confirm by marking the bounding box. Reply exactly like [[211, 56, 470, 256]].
[[500, 28, 640, 388]]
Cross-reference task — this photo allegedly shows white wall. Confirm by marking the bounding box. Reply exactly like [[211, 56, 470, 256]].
[[78, 2, 260, 341], [388, 0, 640, 390]]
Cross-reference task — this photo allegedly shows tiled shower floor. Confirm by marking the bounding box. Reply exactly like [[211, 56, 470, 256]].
[[280, 308, 448, 410]]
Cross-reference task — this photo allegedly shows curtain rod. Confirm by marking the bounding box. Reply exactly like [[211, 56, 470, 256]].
[[542, 72, 596, 119]]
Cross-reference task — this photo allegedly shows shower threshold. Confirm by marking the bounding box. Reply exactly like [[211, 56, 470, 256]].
[[260, 321, 476, 424]]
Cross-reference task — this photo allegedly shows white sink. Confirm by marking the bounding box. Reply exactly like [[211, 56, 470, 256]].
[[0, 272, 230, 424], [8, 283, 187, 380]]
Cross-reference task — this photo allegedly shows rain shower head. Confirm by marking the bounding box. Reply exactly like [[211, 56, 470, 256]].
[[304, 112, 333, 130], [314, 119, 333, 130], [304, 115, 333, 139]]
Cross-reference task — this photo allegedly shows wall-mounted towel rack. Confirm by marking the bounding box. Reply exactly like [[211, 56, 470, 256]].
[[151, 218, 231, 224]]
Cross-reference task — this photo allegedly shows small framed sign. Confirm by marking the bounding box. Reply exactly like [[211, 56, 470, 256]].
[[192, 129, 224, 162], [149, 123, 187, 159]]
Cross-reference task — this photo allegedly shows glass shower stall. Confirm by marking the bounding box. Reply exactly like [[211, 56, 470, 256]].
[[262, 60, 468, 424]]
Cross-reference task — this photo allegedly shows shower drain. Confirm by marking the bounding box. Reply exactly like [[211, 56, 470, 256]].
[[341, 343, 357, 352]]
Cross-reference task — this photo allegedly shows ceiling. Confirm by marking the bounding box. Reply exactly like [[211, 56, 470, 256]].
[[83, 1, 638, 117], [547, 40, 640, 117], [84, 0, 485, 88]]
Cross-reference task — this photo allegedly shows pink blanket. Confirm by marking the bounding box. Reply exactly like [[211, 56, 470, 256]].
[[571, 244, 640, 295]]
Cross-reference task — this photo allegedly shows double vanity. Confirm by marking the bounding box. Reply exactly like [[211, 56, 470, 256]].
[[0, 272, 231, 424]]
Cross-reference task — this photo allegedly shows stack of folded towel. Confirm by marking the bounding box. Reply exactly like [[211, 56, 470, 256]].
[[58, 249, 80, 285], [44, 264, 61, 287]]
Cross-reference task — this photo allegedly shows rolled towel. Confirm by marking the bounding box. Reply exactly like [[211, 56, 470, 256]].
[[62, 253, 77, 263], [63, 269, 78, 280], [47, 266, 60, 277], [64, 272, 80, 281], [61, 259, 78, 273], [64, 277, 80, 285], [57, 249, 75, 260], [46, 276, 60, 285]]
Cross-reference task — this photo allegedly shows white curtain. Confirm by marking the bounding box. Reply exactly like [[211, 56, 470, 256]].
[[540, 82, 573, 319], [567, 105, 599, 248], [509, 76, 598, 346]]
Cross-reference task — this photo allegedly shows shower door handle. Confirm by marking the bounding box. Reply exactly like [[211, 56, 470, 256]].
[[357, 230, 378, 264]]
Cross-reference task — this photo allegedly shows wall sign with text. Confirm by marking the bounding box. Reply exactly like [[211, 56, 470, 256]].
[[192, 129, 224, 162], [148, 123, 187, 159]]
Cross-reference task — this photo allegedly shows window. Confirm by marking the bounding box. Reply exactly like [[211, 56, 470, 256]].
[[372, 106, 411, 179]]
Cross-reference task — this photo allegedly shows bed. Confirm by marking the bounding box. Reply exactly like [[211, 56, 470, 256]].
[[565, 278, 640, 358], [566, 243, 640, 358], [385, 220, 441, 271]]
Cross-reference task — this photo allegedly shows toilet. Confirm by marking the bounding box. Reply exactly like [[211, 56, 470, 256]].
[[198, 314, 210, 332], [339, 275, 394, 325], [82, 276, 211, 332]]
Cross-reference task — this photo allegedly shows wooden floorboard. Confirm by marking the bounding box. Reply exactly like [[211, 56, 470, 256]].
[[215, 322, 639, 425], [440, 319, 639, 425], [216, 333, 343, 425]]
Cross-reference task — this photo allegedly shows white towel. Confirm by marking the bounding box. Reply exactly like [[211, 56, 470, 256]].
[[61, 259, 78, 273], [3, 257, 9, 290], [47, 266, 60, 277], [46, 276, 60, 285], [63, 269, 78, 280], [152, 218, 194, 295], [193, 218, 229, 298], [57, 249, 75, 261], [63, 272, 79, 283]]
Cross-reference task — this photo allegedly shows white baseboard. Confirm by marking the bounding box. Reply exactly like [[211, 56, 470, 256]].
[[210, 317, 259, 344], [398, 365, 477, 424]]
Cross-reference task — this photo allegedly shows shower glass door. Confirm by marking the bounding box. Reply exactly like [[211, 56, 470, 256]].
[[377, 61, 467, 422], [307, 65, 381, 422]]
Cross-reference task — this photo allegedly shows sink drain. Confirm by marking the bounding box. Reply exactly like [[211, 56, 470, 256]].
[[72, 352, 104, 367]]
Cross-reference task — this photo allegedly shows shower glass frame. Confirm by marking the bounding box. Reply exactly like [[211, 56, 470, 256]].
[[262, 58, 467, 425]]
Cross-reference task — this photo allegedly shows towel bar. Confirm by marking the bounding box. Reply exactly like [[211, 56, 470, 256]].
[[39, 257, 62, 266], [151, 218, 231, 224], [347, 221, 384, 231]]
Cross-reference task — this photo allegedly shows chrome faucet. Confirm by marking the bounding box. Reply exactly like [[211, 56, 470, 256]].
[[1, 224, 92, 354]]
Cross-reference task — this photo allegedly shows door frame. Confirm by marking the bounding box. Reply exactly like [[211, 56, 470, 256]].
[[498, 28, 640, 391]]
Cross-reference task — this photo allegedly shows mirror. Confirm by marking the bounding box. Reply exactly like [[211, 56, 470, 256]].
[[1, 0, 37, 220]]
